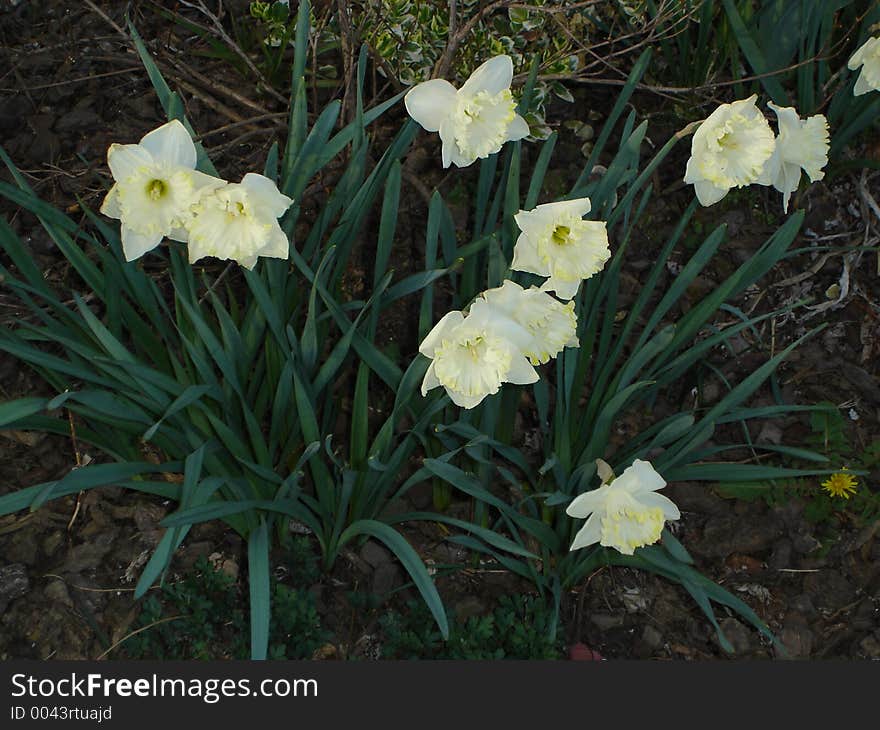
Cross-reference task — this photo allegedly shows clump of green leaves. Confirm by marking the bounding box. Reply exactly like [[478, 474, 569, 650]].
[[380, 594, 563, 659], [124, 556, 327, 660]]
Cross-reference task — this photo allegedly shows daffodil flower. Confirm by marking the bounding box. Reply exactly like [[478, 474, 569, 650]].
[[405, 55, 530, 168], [187, 173, 293, 269], [419, 299, 539, 409], [480, 280, 578, 365], [566, 459, 680, 555], [100, 120, 223, 262], [683, 95, 775, 207], [511, 198, 610, 300], [757, 103, 829, 213], [848, 36, 880, 96]]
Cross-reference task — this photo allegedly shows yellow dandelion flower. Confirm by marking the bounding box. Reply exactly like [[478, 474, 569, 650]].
[[821, 471, 858, 499]]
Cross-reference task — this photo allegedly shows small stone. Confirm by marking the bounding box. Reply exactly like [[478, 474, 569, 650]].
[[694, 513, 782, 557], [0, 563, 29, 613], [641, 625, 663, 650], [803, 570, 857, 611], [768, 539, 793, 570], [757, 421, 784, 445], [789, 594, 817, 617], [371, 563, 402, 596], [44, 578, 73, 608], [42, 530, 65, 558], [858, 634, 880, 659], [776, 615, 813, 659], [718, 618, 755, 655], [590, 613, 624, 631], [220, 559, 239, 581], [454, 596, 486, 622], [791, 532, 821, 555], [360, 540, 393, 569], [664, 482, 728, 515]]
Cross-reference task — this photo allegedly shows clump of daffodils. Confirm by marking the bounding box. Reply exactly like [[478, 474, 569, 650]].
[[101, 120, 292, 268], [757, 103, 829, 213], [683, 94, 776, 207], [848, 36, 880, 96], [566, 459, 680, 555], [405, 55, 530, 168], [511, 198, 610, 300]]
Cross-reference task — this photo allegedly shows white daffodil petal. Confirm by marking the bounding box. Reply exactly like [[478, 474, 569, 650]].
[[405, 79, 458, 132], [617, 459, 667, 493], [421, 361, 441, 396], [241, 173, 294, 217], [634, 491, 681, 520], [541, 276, 580, 301], [460, 54, 514, 97], [507, 114, 530, 141], [107, 143, 152, 182], [186, 175, 293, 268], [693, 180, 729, 207], [121, 227, 163, 262], [570, 512, 603, 551], [260, 223, 290, 260], [512, 197, 610, 297], [448, 389, 490, 409], [505, 354, 539, 385], [419, 310, 465, 357], [565, 485, 610, 519], [848, 37, 874, 69], [168, 225, 189, 243], [848, 37, 880, 96], [509, 235, 548, 276], [762, 103, 829, 213], [100, 184, 121, 219], [481, 281, 579, 365], [853, 71, 873, 96], [139, 119, 197, 169]]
